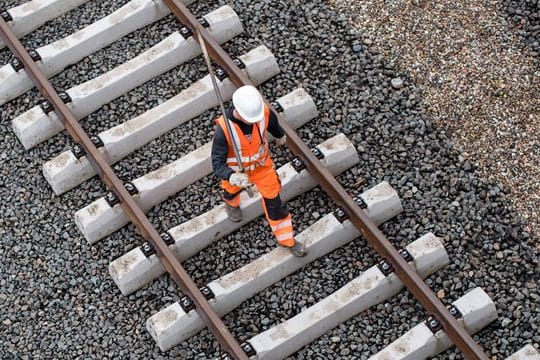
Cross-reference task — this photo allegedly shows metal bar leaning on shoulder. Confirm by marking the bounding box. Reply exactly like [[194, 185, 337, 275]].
[[197, 30, 254, 197]]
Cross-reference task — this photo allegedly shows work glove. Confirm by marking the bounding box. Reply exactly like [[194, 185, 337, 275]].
[[275, 135, 287, 146], [229, 172, 251, 187]]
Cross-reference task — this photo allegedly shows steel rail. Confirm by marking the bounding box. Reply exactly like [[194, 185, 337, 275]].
[[162, 1, 490, 359], [0, 17, 248, 360]]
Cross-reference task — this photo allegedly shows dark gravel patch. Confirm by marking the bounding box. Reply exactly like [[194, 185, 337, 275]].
[[503, 0, 540, 61], [0, 0, 538, 359]]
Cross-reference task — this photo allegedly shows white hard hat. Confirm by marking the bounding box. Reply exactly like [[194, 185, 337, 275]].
[[232, 85, 264, 124]]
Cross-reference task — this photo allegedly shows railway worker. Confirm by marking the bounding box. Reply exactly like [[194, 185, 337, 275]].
[[211, 85, 307, 257]]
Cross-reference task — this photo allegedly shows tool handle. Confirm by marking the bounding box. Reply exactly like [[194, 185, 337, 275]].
[[197, 30, 245, 173]]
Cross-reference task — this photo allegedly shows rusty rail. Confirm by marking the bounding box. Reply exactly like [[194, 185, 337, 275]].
[[163, 1, 490, 359], [0, 16, 248, 360]]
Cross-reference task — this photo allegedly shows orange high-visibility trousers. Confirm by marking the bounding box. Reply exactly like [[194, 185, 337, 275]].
[[221, 163, 295, 247]]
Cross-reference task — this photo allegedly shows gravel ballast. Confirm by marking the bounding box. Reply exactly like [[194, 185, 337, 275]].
[[0, 0, 538, 359]]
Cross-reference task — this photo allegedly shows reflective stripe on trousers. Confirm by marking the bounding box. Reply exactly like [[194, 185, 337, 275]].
[[267, 214, 294, 247], [221, 164, 294, 247]]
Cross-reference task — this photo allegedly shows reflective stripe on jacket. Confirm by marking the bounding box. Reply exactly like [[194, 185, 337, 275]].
[[216, 105, 271, 172]]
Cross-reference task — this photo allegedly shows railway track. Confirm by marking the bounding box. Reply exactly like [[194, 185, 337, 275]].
[[0, 0, 538, 359]]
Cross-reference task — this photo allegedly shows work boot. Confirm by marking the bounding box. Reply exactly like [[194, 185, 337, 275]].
[[288, 241, 307, 257], [225, 204, 242, 222]]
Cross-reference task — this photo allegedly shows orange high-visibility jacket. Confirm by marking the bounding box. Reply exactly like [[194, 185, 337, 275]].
[[215, 105, 272, 172]]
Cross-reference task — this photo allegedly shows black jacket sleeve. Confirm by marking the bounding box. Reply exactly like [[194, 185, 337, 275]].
[[267, 109, 285, 139], [211, 125, 235, 181]]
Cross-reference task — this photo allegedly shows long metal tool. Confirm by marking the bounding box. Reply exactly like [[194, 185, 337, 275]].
[[163, 1, 489, 359], [0, 16, 248, 360], [197, 29, 254, 197], [197, 30, 241, 170]]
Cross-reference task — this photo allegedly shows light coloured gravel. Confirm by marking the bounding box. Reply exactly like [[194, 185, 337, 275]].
[[330, 0, 540, 239]]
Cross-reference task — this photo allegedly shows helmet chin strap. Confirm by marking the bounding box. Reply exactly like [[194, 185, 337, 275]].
[[233, 109, 263, 126], [232, 110, 250, 124]]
